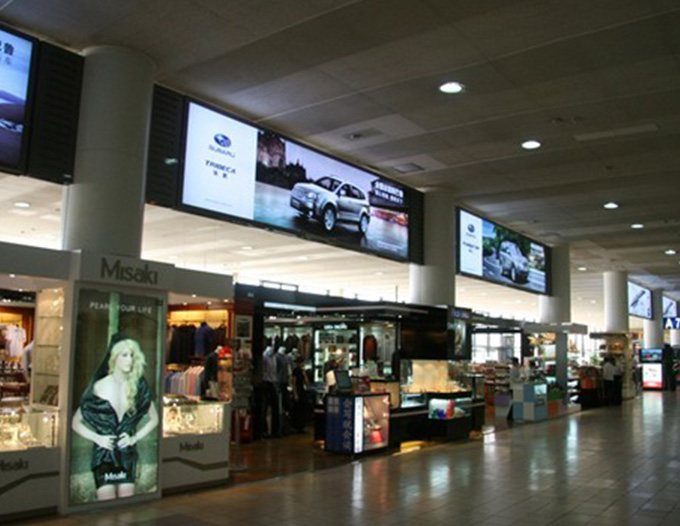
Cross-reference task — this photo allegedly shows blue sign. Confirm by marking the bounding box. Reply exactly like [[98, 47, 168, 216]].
[[664, 317, 680, 330]]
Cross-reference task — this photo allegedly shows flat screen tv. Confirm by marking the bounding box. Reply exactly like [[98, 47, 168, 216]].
[[628, 281, 652, 319], [457, 208, 550, 295], [180, 100, 411, 261], [0, 24, 36, 174]]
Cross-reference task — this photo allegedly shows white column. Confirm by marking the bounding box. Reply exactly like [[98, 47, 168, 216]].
[[643, 289, 664, 348], [62, 46, 155, 258], [671, 329, 680, 347], [408, 191, 455, 306], [604, 270, 629, 333], [539, 243, 571, 323]]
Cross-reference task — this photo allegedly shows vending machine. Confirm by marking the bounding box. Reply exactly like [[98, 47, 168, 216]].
[[640, 349, 664, 389]]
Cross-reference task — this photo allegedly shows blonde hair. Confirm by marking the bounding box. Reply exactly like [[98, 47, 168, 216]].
[[108, 339, 146, 415]]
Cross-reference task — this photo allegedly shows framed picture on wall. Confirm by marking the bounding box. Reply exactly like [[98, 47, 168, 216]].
[[234, 315, 252, 340]]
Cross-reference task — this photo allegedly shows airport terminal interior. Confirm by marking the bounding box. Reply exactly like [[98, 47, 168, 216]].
[[1, 2, 680, 525]]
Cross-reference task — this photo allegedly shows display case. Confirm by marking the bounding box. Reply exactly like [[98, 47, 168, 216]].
[[313, 324, 359, 383], [0, 406, 60, 520], [400, 359, 468, 395], [161, 397, 232, 492], [31, 288, 65, 407], [162, 396, 226, 436], [0, 406, 58, 451], [428, 397, 471, 420], [325, 393, 389, 454], [370, 379, 400, 409]]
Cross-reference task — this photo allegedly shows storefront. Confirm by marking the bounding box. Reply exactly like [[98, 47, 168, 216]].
[[0, 244, 234, 521]]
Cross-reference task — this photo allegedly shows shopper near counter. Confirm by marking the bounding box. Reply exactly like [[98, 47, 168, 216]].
[[262, 344, 281, 437], [602, 356, 616, 405], [507, 357, 523, 421], [612, 356, 623, 405], [291, 356, 309, 433], [663, 344, 676, 391]]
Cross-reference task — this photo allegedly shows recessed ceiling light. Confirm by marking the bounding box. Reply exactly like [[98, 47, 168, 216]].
[[665, 249, 677, 255], [521, 140, 542, 150], [191, 294, 197, 298], [9, 274, 16, 278], [591, 300, 597, 304], [14, 201, 30, 209], [374, 271, 384, 276], [207, 301, 212, 305], [578, 266, 587, 271], [298, 256, 309, 261], [603, 202, 619, 210], [439, 81, 465, 94], [182, 302, 187, 306], [241, 246, 253, 251], [631, 223, 644, 229]]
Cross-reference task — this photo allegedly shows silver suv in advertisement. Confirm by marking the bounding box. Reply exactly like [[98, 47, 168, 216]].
[[290, 176, 371, 234], [499, 240, 529, 283]]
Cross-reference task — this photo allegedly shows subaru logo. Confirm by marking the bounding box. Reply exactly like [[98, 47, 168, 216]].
[[214, 134, 231, 148], [467, 224, 475, 233]]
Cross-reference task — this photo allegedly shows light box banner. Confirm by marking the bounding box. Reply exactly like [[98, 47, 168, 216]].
[[182, 101, 409, 260], [0, 26, 34, 172], [457, 209, 548, 294], [628, 281, 652, 320], [68, 288, 163, 505], [662, 296, 678, 318]]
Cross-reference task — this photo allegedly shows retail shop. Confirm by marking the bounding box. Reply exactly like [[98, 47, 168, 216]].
[[0, 244, 235, 521]]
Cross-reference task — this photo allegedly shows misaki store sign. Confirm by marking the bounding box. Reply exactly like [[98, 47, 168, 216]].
[[664, 317, 680, 330], [74, 252, 174, 290]]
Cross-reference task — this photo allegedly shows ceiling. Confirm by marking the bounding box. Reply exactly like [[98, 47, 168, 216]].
[[2, 0, 680, 329]]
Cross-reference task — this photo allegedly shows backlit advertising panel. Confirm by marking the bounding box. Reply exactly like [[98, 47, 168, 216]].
[[663, 296, 678, 318], [0, 25, 35, 173], [628, 281, 652, 320], [181, 101, 409, 260], [68, 288, 163, 506], [457, 208, 549, 295]]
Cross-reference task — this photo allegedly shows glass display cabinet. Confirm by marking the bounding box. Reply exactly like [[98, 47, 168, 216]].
[[0, 407, 58, 451], [325, 393, 389, 454], [162, 396, 226, 437]]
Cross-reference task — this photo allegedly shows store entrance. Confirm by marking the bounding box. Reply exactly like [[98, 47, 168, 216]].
[[240, 305, 401, 484]]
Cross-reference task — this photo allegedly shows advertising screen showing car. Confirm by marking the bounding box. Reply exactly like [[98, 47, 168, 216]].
[[628, 281, 652, 319], [663, 296, 678, 318], [181, 101, 410, 260], [457, 208, 549, 294], [0, 25, 35, 173]]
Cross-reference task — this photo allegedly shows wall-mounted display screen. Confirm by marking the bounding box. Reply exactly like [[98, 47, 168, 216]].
[[457, 208, 549, 294], [628, 281, 652, 319], [663, 296, 678, 318], [0, 26, 35, 173], [181, 101, 410, 260]]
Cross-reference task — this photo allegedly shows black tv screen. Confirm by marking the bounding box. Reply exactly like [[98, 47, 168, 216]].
[[0, 25, 35, 174]]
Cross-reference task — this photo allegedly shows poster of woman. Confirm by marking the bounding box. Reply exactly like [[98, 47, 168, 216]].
[[68, 288, 164, 505]]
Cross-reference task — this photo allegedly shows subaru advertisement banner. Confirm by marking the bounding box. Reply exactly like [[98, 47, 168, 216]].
[[0, 26, 34, 172], [662, 296, 678, 318], [181, 101, 409, 260], [457, 209, 548, 295], [628, 281, 652, 319]]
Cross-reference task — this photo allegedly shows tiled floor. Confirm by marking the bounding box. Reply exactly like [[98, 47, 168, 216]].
[[17, 391, 680, 526]]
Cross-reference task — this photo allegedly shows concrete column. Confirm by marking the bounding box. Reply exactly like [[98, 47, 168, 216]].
[[408, 191, 455, 306], [671, 329, 680, 347], [604, 270, 629, 333], [643, 289, 664, 349], [539, 243, 571, 323], [62, 46, 155, 257]]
